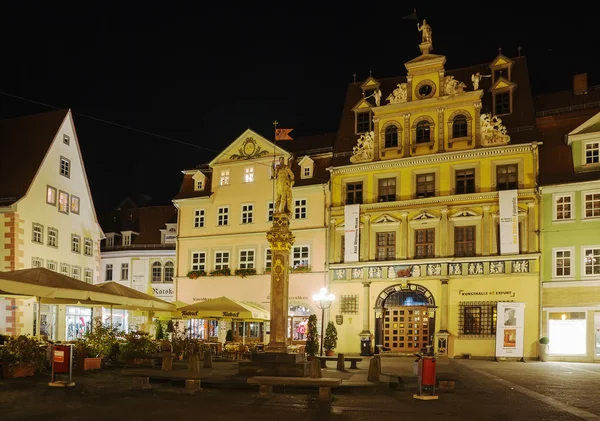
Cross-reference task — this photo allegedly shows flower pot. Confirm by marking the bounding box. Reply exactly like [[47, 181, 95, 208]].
[[83, 357, 102, 371], [2, 363, 35, 379], [325, 350, 335, 357], [539, 343, 549, 362]]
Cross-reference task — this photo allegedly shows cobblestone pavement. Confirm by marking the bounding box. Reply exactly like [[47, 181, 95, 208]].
[[1, 359, 599, 420]]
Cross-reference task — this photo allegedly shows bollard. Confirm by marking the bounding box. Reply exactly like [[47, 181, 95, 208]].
[[203, 349, 213, 368], [367, 357, 380, 382], [374, 354, 382, 374], [185, 379, 202, 394], [188, 354, 200, 372], [310, 358, 322, 378], [161, 352, 173, 371], [336, 353, 345, 371]]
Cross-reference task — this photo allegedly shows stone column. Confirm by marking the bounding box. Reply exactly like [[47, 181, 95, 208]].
[[474, 102, 482, 147], [440, 208, 449, 257], [265, 212, 295, 353], [403, 113, 411, 157], [360, 281, 371, 336], [372, 117, 380, 160], [400, 212, 408, 259], [482, 206, 491, 256], [436, 279, 450, 356], [406, 76, 413, 102], [329, 218, 336, 262], [527, 202, 536, 253], [437, 107, 445, 153], [363, 215, 371, 261]]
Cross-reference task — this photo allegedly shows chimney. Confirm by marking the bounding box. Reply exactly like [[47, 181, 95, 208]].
[[573, 73, 588, 95]]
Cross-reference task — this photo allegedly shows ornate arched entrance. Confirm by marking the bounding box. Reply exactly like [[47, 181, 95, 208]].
[[374, 284, 436, 353]]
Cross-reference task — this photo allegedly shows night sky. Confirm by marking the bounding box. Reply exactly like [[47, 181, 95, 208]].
[[1, 5, 598, 213]]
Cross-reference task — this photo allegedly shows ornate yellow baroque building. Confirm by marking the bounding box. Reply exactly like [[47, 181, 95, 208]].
[[327, 33, 541, 358]]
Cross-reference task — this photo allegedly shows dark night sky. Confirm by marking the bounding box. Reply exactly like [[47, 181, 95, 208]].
[[1, 5, 598, 212]]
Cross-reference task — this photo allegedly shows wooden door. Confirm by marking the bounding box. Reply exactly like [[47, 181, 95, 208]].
[[382, 307, 430, 352]]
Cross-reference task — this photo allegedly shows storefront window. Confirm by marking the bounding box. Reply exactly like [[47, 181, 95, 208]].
[[234, 321, 263, 341], [288, 305, 311, 342], [548, 311, 586, 355], [40, 304, 57, 340], [187, 319, 219, 340], [66, 306, 92, 341], [595, 312, 600, 358], [102, 308, 129, 332]]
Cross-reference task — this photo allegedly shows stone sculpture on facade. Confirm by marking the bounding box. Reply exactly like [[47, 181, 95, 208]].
[[443, 76, 467, 96], [480, 113, 511, 146], [512, 260, 529, 273], [273, 157, 295, 214], [417, 19, 432, 45], [470, 72, 490, 90], [448, 263, 462, 275], [352, 268, 364, 279], [387, 266, 396, 278], [369, 266, 382, 279], [427, 264, 442, 276], [372, 89, 382, 106], [412, 265, 421, 278], [468, 262, 484, 275], [386, 83, 408, 104], [489, 261, 505, 274], [350, 131, 375, 163]]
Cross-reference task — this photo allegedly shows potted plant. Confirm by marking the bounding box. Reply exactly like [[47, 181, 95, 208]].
[[187, 270, 206, 279], [81, 317, 121, 370], [324, 321, 338, 356], [155, 320, 165, 340], [234, 268, 257, 278], [539, 337, 550, 362], [0, 335, 47, 378], [305, 314, 319, 358], [119, 331, 154, 365]]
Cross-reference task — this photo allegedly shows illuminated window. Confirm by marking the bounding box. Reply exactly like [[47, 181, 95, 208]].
[[244, 167, 254, 183], [70, 196, 80, 214], [241, 204, 254, 224], [585, 142, 599, 165], [239, 250, 255, 269], [584, 248, 600, 276], [455, 226, 475, 257], [378, 178, 396, 202], [152, 261, 162, 282], [32, 223, 43, 243], [292, 246, 309, 268], [220, 170, 230, 186], [217, 207, 229, 226], [71, 234, 81, 253], [47, 186, 57, 206], [121, 263, 129, 280], [84, 238, 92, 256], [416, 173, 435, 198], [554, 195, 573, 220], [294, 199, 307, 219], [376, 232, 395, 261], [265, 249, 272, 271], [58, 191, 69, 214], [554, 249, 572, 277], [194, 209, 205, 228], [214, 251, 230, 270], [458, 302, 497, 337], [60, 156, 70, 178], [548, 311, 586, 355], [164, 261, 174, 282], [48, 228, 58, 247], [584, 192, 600, 218], [496, 164, 518, 190], [191, 252, 206, 271], [416, 121, 431, 143], [340, 295, 359, 314], [415, 229, 434, 258]]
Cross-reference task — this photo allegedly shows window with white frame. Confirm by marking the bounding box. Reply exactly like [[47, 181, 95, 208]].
[[585, 141, 600, 165], [32, 223, 43, 243], [84, 238, 92, 256], [220, 169, 230, 186], [239, 250, 255, 269], [303, 166, 311, 178], [32, 257, 43, 268], [60, 263, 70, 276], [60, 156, 70, 178], [71, 234, 81, 253], [72, 266, 81, 280], [583, 247, 600, 276], [47, 186, 57, 206], [554, 194, 573, 220], [554, 249, 572, 277], [292, 246, 309, 268], [106, 264, 113, 281], [121, 263, 129, 280], [152, 261, 162, 282], [47, 260, 57, 271], [195, 179, 203, 190], [214, 251, 230, 270], [265, 249, 272, 271], [107, 235, 114, 247], [194, 209, 205, 228], [218, 207, 229, 226], [241, 204, 253, 224], [268, 202, 274, 222], [244, 167, 254, 183], [191, 252, 206, 271], [164, 261, 174, 282], [584, 192, 600, 218], [48, 228, 58, 247], [123, 234, 131, 246], [294, 199, 307, 219], [84, 269, 92, 284]]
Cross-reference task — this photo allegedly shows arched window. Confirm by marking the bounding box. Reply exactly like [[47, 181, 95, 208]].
[[152, 261, 162, 283], [164, 261, 174, 282], [384, 125, 398, 148], [452, 115, 468, 138], [416, 121, 431, 143]]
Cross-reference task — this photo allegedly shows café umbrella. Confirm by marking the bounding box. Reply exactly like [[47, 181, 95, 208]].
[[176, 296, 269, 321]]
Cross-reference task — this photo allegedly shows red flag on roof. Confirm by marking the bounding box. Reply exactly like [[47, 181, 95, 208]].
[[275, 128, 293, 141]]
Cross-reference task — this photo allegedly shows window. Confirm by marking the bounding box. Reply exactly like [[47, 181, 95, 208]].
[[265, 249, 272, 271], [340, 295, 359, 314], [105, 264, 113, 281], [193, 209, 205, 228], [84, 269, 93, 284], [71, 234, 81, 253], [496, 164, 518, 190], [121, 263, 129, 280], [60, 156, 71, 178], [47, 186, 57, 205], [84, 238, 93, 256], [459, 302, 497, 337], [294, 199, 307, 219], [585, 142, 600, 165], [220, 169, 230, 186], [416, 121, 431, 143], [152, 262, 162, 282], [217, 207, 229, 226], [164, 261, 174, 282], [48, 228, 58, 247], [303, 167, 311, 177], [72, 266, 81, 280], [555, 195, 573, 220], [346, 182, 363, 204], [415, 228, 434, 258], [32, 223, 43, 243], [418, 84, 433, 98], [214, 252, 230, 270], [455, 226, 476, 257], [47, 261, 57, 272], [268, 202, 274, 222], [70, 196, 80, 214], [455, 169, 475, 194], [384, 125, 398, 148], [32, 257, 43, 268], [107, 236, 114, 247], [376, 232, 395, 261], [239, 250, 255, 269], [416, 173, 435, 198], [195, 179, 203, 190], [378, 178, 396, 202], [244, 167, 254, 183], [241, 204, 254, 224], [191, 252, 206, 271], [63, 134, 70, 145], [584, 192, 600, 218], [58, 191, 69, 214], [60, 263, 70, 276], [356, 111, 371, 133], [292, 246, 309, 268], [554, 249, 572, 277], [452, 115, 468, 138], [495, 91, 510, 115], [584, 248, 600, 276], [123, 234, 131, 246]]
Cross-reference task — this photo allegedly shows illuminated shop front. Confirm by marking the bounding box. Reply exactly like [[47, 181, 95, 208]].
[[65, 306, 92, 341]]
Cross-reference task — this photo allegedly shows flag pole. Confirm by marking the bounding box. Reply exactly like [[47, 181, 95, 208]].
[[272, 120, 278, 213]]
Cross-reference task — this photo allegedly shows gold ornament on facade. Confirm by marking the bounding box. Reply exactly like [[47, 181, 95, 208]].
[[480, 113, 511, 146], [386, 83, 408, 104], [266, 229, 295, 251], [443, 76, 466, 96], [350, 131, 375, 163]]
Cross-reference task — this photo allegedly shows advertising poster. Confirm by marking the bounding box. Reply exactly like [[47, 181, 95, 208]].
[[499, 190, 519, 255], [344, 204, 360, 263], [495, 302, 525, 358]]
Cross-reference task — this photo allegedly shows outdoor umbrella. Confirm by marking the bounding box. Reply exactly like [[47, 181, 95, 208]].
[[94, 282, 176, 312], [176, 296, 269, 320]]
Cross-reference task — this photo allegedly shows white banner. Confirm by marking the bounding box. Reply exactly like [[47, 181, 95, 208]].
[[499, 190, 519, 255], [495, 302, 525, 358], [344, 204, 360, 263]]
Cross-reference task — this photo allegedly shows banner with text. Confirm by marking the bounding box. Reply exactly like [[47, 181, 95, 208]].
[[344, 204, 360, 263], [495, 302, 525, 358], [499, 189, 519, 255]]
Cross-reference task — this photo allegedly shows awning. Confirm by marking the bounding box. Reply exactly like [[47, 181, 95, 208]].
[[94, 282, 176, 312], [176, 296, 269, 320]]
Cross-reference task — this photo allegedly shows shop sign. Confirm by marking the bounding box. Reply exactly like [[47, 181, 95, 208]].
[[495, 302, 525, 358], [152, 284, 174, 301], [344, 204, 360, 263], [53, 350, 64, 363], [458, 290, 515, 298], [223, 312, 240, 318]]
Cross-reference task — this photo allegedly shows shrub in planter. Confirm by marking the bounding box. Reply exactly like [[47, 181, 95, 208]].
[[234, 268, 256, 278], [305, 314, 319, 358], [225, 329, 234, 342], [0, 335, 47, 377], [166, 320, 175, 334], [187, 270, 207, 279], [539, 337, 550, 362], [324, 321, 338, 356], [119, 331, 154, 364], [84, 317, 122, 359], [210, 268, 231, 276], [155, 320, 165, 340]]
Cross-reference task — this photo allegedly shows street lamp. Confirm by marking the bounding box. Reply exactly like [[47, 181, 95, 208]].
[[313, 287, 335, 356]]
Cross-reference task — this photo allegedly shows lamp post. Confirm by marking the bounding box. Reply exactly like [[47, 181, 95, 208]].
[[313, 287, 335, 356]]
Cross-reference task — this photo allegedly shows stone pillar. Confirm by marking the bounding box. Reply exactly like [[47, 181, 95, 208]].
[[400, 212, 408, 259], [440, 208, 449, 257], [360, 282, 371, 336], [265, 212, 295, 353], [363, 215, 371, 261], [406, 76, 413, 102], [439, 279, 449, 332], [482, 206, 491, 256], [403, 113, 411, 157], [437, 107, 445, 153], [373, 117, 380, 160], [474, 102, 482, 147], [527, 201, 536, 253], [329, 218, 336, 263]]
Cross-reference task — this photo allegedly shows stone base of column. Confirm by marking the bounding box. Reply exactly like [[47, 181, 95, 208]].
[[435, 331, 450, 356]]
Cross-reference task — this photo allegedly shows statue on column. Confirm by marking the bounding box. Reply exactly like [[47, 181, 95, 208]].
[[417, 19, 432, 45], [273, 157, 295, 214]]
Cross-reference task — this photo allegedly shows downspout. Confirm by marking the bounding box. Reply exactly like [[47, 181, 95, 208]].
[[323, 183, 330, 288], [533, 141, 543, 340], [174, 201, 181, 302]]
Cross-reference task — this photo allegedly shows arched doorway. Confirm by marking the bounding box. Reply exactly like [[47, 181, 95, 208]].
[[374, 284, 436, 353]]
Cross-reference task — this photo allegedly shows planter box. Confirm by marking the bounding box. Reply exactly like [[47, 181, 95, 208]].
[[2, 363, 35, 379], [83, 357, 102, 371]]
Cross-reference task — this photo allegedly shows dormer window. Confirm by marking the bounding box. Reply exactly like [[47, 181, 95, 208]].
[[385, 125, 399, 148], [123, 234, 131, 246], [106, 234, 114, 247], [495, 91, 511, 115], [364, 89, 375, 106], [356, 111, 371, 134], [585, 141, 600, 165], [195, 179, 203, 191], [303, 167, 311, 177], [452, 115, 468, 138], [298, 156, 314, 180], [416, 121, 431, 143], [220, 169, 230, 186]]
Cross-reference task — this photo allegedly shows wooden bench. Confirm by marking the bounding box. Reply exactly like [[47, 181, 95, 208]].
[[247, 376, 341, 401], [314, 356, 363, 369]]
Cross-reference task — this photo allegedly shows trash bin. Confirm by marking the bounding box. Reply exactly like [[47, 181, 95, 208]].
[[360, 337, 371, 356]]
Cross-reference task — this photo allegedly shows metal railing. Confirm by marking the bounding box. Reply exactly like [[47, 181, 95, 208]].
[[102, 243, 175, 252]]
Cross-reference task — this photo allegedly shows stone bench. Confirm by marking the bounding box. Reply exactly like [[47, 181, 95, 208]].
[[314, 355, 363, 369], [247, 376, 341, 401]]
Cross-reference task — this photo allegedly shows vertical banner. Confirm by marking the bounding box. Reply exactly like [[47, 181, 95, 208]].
[[344, 204, 360, 263], [499, 190, 519, 255], [495, 302, 525, 358]]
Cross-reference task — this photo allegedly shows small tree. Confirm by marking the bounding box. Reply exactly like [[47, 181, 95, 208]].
[[324, 321, 338, 353], [166, 320, 175, 333], [225, 329, 234, 342], [305, 314, 319, 357], [155, 320, 164, 340]]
